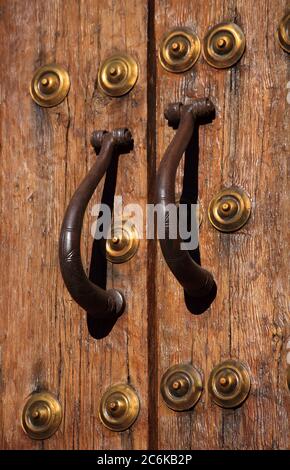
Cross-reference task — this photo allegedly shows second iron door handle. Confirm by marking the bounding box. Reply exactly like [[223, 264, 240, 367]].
[[156, 99, 216, 309]]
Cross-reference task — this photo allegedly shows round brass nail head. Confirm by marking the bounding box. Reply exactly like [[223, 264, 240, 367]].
[[208, 360, 251, 408], [99, 384, 140, 432], [277, 13, 290, 53], [158, 27, 201, 73], [106, 221, 139, 264], [22, 392, 62, 440], [30, 64, 70, 107], [160, 364, 203, 411], [208, 187, 251, 233], [203, 23, 246, 68], [98, 53, 139, 97]]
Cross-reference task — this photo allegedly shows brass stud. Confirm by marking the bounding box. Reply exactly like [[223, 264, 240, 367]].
[[158, 27, 201, 73], [30, 64, 70, 107], [203, 23, 246, 68], [99, 384, 140, 432], [22, 391, 62, 440], [98, 53, 138, 97], [276, 13, 290, 53], [160, 364, 203, 411], [208, 187, 251, 233], [208, 360, 251, 408], [106, 220, 139, 264]]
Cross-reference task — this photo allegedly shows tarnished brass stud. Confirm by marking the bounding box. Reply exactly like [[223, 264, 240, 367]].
[[208, 187, 251, 233], [30, 64, 70, 107], [203, 23, 246, 68], [106, 220, 139, 264], [98, 53, 138, 97], [22, 391, 62, 440], [158, 27, 201, 73], [208, 360, 251, 408], [99, 384, 140, 432], [160, 364, 203, 411], [276, 13, 290, 53]]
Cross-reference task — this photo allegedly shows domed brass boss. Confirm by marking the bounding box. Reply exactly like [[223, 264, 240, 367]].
[[158, 27, 201, 73], [160, 364, 203, 411], [106, 221, 139, 264], [21, 391, 62, 440], [30, 64, 70, 107], [208, 187, 251, 233], [98, 53, 138, 97], [208, 359, 251, 408], [99, 384, 140, 431], [276, 13, 290, 53], [203, 23, 246, 68]]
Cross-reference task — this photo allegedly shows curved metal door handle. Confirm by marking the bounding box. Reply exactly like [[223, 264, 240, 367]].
[[59, 128, 133, 319], [156, 99, 216, 307]]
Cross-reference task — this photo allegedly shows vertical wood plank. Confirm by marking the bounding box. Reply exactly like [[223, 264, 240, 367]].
[[0, 0, 149, 449], [154, 0, 289, 449]]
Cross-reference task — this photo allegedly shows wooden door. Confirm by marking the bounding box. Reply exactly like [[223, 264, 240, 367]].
[[154, 0, 289, 450], [0, 0, 289, 450], [0, 0, 149, 450]]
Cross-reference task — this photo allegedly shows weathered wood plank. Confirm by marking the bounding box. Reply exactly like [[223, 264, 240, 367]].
[[154, 0, 289, 450], [0, 0, 148, 449]]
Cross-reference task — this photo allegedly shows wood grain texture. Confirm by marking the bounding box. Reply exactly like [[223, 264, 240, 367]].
[[154, 0, 289, 450], [0, 0, 289, 451], [0, 0, 148, 449]]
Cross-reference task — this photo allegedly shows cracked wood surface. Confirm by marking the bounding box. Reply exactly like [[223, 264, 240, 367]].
[[0, 0, 148, 449], [154, 0, 289, 450]]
